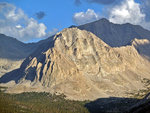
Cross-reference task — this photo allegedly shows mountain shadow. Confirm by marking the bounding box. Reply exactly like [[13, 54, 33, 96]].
[[85, 96, 150, 113], [0, 68, 21, 83], [85, 97, 140, 113], [129, 99, 150, 113], [134, 42, 150, 60]]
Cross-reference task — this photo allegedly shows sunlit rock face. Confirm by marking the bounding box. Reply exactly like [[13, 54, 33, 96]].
[[2, 28, 150, 100]]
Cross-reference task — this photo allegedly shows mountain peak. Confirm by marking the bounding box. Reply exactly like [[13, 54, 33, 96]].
[[54, 28, 109, 54], [98, 18, 110, 23], [2, 27, 150, 100]]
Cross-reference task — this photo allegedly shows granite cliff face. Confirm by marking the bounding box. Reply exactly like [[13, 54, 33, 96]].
[[1, 28, 150, 100]]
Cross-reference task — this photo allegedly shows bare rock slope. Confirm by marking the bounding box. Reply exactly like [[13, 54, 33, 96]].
[[1, 28, 150, 100]]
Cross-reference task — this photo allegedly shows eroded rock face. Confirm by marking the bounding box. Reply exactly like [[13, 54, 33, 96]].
[[3, 28, 150, 100]]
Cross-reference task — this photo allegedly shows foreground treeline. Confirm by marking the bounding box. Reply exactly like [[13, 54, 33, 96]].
[[0, 87, 89, 113]]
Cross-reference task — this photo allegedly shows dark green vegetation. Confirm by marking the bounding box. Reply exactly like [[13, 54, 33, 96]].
[[1, 86, 150, 113], [0, 87, 89, 113]]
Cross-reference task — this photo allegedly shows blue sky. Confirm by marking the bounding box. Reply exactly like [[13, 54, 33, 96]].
[[0, 0, 104, 31], [0, 0, 150, 42]]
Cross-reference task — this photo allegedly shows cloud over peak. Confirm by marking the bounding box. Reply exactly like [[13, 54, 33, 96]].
[[73, 0, 150, 30], [109, 0, 145, 25], [73, 9, 100, 25], [108, 0, 150, 30]]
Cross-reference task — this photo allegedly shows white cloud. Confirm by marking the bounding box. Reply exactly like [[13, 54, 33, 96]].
[[73, 0, 150, 30], [47, 28, 59, 37], [108, 0, 150, 30], [109, 0, 145, 25], [16, 25, 22, 29], [73, 9, 101, 25], [0, 3, 57, 42]]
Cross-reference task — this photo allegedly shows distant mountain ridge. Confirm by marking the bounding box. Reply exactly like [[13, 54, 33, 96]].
[[0, 34, 53, 77], [78, 18, 150, 47], [0, 34, 37, 60]]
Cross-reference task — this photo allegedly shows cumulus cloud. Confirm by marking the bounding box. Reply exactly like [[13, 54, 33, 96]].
[[108, 0, 150, 30], [0, 3, 57, 42], [73, 0, 150, 30], [109, 0, 145, 25], [47, 28, 58, 37], [73, 9, 100, 25], [35, 11, 46, 19]]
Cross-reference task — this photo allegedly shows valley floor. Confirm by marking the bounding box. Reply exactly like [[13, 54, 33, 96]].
[[1, 87, 149, 113]]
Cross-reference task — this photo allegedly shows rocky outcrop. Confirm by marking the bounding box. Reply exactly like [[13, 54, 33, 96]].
[[1, 28, 150, 100]]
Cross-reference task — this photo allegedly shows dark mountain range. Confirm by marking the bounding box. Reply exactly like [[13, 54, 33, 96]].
[[0, 34, 37, 60], [0, 34, 53, 76], [78, 18, 150, 47]]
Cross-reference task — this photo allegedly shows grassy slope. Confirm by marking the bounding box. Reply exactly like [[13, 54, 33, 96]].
[[0, 87, 89, 113]]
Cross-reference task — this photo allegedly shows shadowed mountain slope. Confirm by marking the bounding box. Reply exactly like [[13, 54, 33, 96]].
[[0, 34, 53, 77], [0, 34, 36, 60], [131, 38, 150, 60], [78, 18, 150, 47]]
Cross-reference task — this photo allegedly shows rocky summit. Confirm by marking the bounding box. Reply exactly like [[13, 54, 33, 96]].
[[1, 28, 150, 100]]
